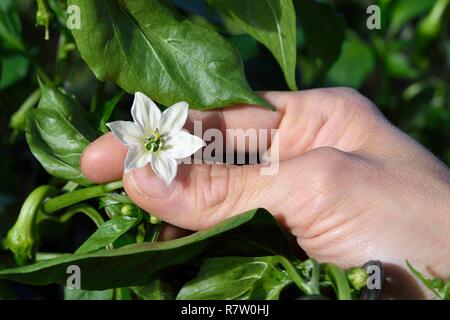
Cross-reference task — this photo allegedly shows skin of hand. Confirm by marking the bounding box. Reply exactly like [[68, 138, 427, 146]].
[[81, 88, 450, 299]]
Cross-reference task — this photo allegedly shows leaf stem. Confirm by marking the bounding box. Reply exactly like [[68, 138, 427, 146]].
[[406, 260, 442, 299], [322, 262, 352, 300], [275, 255, 315, 295], [43, 203, 105, 228], [61, 181, 79, 193], [43, 181, 123, 214], [148, 222, 164, 242]]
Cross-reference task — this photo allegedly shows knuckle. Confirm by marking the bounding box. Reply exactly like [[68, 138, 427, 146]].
[[296, 147, 353, 217], [188, 165, 235, 220], [325, 87, 363, 102], [333, 86, 360, 97], [333, 87, 379, 116], [307, 147, 350, 189]]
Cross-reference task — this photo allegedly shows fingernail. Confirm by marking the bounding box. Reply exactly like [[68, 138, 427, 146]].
[[129, 167, 178, 199]]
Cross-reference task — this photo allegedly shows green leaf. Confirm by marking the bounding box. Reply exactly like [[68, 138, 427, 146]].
[[0, 54, 29, 89], [417, 0, 450, 44], [210, 0, 297, 90], [76, 214, 142, 254], [0, 209, 287, 290], [385, 51, 419, 80], [227, 34, 259, 61], [188, 14, 218, 32], [389, 0, 436, 35], [326, 33, 375, 88], [64, 287, 114, 300], [177, 256, 292, 300], [131, 278, 176, 300], [406, 260, 444, 299], [205, 210, 291, 257], [295, 0, 345, 77], [99, 91, 124, 133], [0, 0, 25, 51], [99, 193, 134, 207], [68, 0, 271, 110], [47, 0, 69, 27], [114, 287, 134, 300], [99, 192, 134, 218], [25, 85, 98, 185]]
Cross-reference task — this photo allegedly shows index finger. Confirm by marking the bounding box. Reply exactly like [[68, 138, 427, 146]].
[[81, 92, 286, 184]]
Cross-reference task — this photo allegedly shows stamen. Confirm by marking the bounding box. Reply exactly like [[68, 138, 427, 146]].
[[145, 130, 162, 152]]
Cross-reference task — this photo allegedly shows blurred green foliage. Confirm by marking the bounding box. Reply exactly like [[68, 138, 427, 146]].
[[0, 0, 449, 299]]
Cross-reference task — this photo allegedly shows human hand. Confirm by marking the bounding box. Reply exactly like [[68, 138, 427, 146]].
[[81, 88, 450, 299]]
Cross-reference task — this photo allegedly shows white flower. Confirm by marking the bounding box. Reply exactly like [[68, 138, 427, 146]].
[[107, 92, 205, 185]]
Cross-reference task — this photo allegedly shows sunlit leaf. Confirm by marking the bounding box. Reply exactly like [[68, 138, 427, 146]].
[[68, 0, 271, 110]]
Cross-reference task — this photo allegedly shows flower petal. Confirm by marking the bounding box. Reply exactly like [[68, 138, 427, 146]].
[[124, 145, 151, 172], [164, 130, 206, 159], [150, 152, 178, 185], [106, 121, 143, 146], [159, 101, 189, 134], [131, 92, 161, 132]]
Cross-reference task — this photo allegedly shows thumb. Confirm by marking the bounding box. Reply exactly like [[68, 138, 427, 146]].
[[123, 162, 268, 230], [122, 147, 337, 231]]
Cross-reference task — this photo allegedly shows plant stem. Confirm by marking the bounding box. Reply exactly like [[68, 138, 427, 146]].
[[43, 181, 123, 214], [61, 181, 79, 193], [275, 256, 315, 296], [322, 262, 352, 300], [295, 258, 321, 295], [9, 89, 41, 134], [148, 222, 163, 242], [11, 185, 57, 234], [45, 203, 105, 227], [36, 252, 64, 261]]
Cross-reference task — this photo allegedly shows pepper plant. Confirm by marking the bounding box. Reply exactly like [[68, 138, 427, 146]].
[[0, 0, 448, 300]]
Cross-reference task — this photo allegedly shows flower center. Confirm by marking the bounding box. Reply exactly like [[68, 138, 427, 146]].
[[145, 130, 162, 152]]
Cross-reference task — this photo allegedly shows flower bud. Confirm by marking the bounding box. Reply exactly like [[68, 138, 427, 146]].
[[150, 215, 161, 224], [36, 0, 53, 40], [3, 185, 56, 266], [346, 267, 368, 291], [120, 204, 135, 216], [432, 278, 444, 289]]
